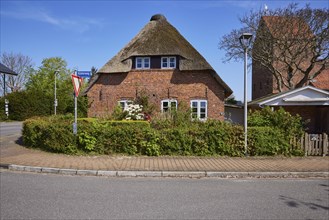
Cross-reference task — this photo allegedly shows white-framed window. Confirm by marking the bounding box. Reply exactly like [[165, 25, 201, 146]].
[[190, 100, 207, 120], [136, 57, 150, 69], [118, 100, 132, 111], [161, 57, 176, 69], [161, 99, 177, 112]]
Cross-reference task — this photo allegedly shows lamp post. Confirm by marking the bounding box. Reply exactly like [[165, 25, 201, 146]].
[[239, 33, 253, 156], [54, 70, 59, 115]]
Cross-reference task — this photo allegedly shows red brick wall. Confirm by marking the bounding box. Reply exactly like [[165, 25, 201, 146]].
[[87, 69, 226, 120], [252, 60, 274, 100], [252, 52, 313, 100], [252, 18, 319, 99]]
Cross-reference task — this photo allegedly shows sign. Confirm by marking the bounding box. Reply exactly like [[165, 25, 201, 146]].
[[5, 99, 9, 117], [73, 122, 77, 135], [71, 74, 83, 97], [77, 71, 91, 78]]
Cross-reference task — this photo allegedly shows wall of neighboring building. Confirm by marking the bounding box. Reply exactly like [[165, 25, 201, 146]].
[[224, 105, 243, 125], [87, 69, 226, 120]]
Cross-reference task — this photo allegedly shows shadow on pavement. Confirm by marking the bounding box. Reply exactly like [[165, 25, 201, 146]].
[[279, 195, 329, 211], [15, 136, 24, 147]]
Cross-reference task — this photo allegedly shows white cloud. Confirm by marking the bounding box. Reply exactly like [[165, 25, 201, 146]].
[[1, 6, 104, 33]]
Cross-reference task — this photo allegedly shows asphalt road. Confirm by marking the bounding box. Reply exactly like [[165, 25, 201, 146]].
[[0, 122, 23, 158], [0, 121, 22, 137], [1, 171, 328, 220]]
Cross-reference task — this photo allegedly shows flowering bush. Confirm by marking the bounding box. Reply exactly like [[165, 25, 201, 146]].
[[125, 103, 144, 120]]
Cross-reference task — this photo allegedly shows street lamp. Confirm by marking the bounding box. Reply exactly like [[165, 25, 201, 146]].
[[239, 33, 253, 156], [54, 70, 59, 115]]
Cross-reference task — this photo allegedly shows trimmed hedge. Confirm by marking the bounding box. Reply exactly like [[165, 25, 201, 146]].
[[248, 127, 302, 156], [22, 115, 304, 156]]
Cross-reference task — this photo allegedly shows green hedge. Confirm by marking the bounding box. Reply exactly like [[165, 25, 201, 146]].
[[22, 115, 303, 156], [248, 127, 302, 156], [0, 91, 88, 122]]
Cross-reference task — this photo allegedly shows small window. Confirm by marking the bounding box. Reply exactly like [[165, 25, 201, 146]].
[[190, 100, 207, 120], [136, 57, 150, 69], [118, 100, 132, 111], [161, 99, 177, 112], [136, 58, 143, 69], [161, 57, 176, 69], [99, 90, 103, 101]]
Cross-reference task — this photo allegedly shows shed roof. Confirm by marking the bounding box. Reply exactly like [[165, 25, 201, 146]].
[[0, 63, 17, 75], [249, 85, 329, 107]]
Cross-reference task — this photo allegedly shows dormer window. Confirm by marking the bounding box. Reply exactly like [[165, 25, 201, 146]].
[[136, 57, 150, 69], [161, 57, 176, 69]]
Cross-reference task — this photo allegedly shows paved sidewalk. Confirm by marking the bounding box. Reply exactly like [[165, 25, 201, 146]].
[[1, 131, 328, 177]]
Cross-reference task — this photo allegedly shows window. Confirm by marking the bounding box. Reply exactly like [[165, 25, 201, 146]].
[[136, 57, 150, 69], [161, 99, 177, 112], [190, 100, 207, 120], [118, 100, 132, 111], [99, 90, 103, 101], [161, 57, 176, 69]]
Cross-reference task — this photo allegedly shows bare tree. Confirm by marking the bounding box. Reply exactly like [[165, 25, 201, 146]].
[[0, 52, 34, 95], [219, 3, 328, 92]]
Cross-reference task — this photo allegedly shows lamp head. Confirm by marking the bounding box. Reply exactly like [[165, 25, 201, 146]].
[[239, 33, 252, 40], [239, 33, 253, 50]]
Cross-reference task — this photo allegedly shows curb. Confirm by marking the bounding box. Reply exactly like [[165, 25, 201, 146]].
[[1, 164, 328, 178]]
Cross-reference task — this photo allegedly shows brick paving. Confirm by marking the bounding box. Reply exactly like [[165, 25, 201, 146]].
[[1, 133, 329, 172]]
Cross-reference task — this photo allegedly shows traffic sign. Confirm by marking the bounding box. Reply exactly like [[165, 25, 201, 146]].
[[71, 74, 83, 97], [77, 71, 91, 78]]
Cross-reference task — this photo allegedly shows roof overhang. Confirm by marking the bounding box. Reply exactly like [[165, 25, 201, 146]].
[[249, 85, 329, 107], [0, 63, 18, 76]]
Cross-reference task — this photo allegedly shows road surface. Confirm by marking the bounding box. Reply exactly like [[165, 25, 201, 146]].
[[1, 171, 328, 219]]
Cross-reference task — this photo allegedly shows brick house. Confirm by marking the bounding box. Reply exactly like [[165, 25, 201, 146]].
[[85, 14, 232, 120], [250, 16, 329, 133]]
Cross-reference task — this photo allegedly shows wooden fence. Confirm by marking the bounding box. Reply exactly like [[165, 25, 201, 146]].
[[291, 133, 329, 156]]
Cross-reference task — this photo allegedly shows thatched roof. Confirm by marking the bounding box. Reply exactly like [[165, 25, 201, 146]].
[[86, 14, 232, 96], [99, 14, 215, 73]]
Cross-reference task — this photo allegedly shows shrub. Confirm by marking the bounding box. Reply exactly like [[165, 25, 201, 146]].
[[248, 107, 304, 138], [23, 116, 76, 153], [248, 127, 288, 156], [0, 90, 88, 121], [22, 110, 303, 157]]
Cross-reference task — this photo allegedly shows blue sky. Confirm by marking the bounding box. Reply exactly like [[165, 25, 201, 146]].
[[1, 0, 328, 101]]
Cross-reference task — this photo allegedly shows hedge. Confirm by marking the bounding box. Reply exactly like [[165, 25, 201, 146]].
[[22, 115, 304, 156]]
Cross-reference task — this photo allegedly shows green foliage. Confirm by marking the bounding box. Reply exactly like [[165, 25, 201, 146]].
[[142, 133, 161, 156], [110, 105, 127, 120], [22, 107, 305, 157], [23, 115, 76, 154], [247, 107, 305, 156], [0, 91, 53, 121], [78, 131, 97, 151], [135, 90, 156, 115], [0, 57, 88, 121], [248, 127, 289, 156], [248, 107, 304, 138], [151, 101, 192, 129]]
